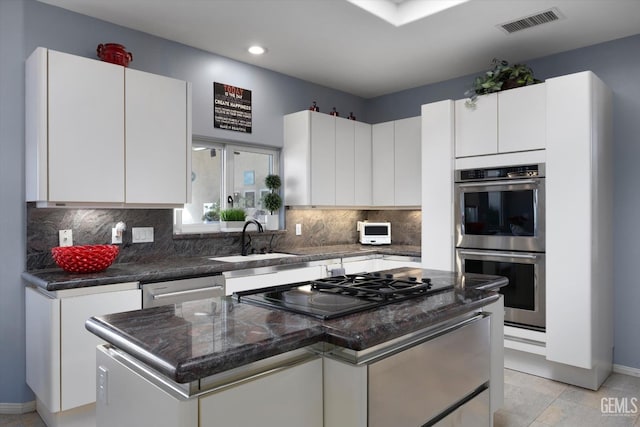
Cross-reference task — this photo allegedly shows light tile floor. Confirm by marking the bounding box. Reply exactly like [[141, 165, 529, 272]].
[[495, 368, 640, 427], [1, 369, 639, 426]]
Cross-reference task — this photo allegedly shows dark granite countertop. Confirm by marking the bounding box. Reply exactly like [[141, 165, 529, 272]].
[[22, 244, 421, 291], [85, 269, 505, 384]]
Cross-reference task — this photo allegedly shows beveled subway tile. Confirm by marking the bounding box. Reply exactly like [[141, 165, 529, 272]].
[[536, 398, 636, 427], [504, 368, 569, 398]]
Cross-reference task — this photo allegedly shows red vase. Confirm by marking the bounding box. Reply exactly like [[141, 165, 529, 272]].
[[97, 43, 133, 67]]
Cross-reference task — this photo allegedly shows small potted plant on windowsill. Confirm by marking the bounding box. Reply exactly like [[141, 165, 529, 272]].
[[262, 174, 282, 231], [219, 208, 246, 232]]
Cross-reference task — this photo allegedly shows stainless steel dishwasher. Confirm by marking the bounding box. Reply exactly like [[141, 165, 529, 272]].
[[141, 275, 225, 308]]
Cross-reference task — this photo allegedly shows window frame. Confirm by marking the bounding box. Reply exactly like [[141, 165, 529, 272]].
[[174, 136, 280, 235]]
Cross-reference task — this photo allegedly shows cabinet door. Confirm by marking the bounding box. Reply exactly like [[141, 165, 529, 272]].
[[60, 289, 140, 410], [26, 287, 61, 412], [310, 112, 336, 205], [283, 111, 312, 205], [125, 69, 189, 204], [48, 50, 125, 203], [335, 117, 355, 205], [393, 117, 421, 206], [199, 358, 323, 427], [354, 122, 372, 206], [498, 84, 546, 153], [454, 94, 498, 158], [372, 122, 395, 206]]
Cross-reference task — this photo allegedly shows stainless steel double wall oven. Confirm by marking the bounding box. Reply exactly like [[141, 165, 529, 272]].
[[455, 164, 546, 330]]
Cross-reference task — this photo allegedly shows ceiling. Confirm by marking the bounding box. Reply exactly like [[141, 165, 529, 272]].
[[38, 0, 640, 98]]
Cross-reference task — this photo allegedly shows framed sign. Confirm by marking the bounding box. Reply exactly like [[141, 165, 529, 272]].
[[213, 82, 252, 133]]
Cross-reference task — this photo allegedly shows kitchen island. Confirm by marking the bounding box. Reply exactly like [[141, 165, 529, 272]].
[[86, 268, 505, 427]]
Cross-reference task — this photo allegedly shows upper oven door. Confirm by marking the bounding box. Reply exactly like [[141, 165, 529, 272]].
[[455, 178, 545, 252]]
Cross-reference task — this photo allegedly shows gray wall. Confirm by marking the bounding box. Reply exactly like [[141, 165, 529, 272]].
[[2, 0, 639, 404]]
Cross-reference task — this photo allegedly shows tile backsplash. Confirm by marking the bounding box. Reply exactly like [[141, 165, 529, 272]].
[[26, 204, 421, 270]]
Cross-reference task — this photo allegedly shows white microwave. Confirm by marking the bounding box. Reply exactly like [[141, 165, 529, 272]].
[[358, 221, 391, 245]]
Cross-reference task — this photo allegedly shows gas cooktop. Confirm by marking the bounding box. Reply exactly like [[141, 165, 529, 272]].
[[234, 268, 454, 319]]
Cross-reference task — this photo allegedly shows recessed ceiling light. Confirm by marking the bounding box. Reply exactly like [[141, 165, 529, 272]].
[[248, 45, 266, 55]]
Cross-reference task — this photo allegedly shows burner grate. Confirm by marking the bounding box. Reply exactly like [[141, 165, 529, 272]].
[[310, 273, 432, 301]]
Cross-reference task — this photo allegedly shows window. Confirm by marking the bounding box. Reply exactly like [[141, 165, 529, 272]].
[[174, 137, 279, 233]]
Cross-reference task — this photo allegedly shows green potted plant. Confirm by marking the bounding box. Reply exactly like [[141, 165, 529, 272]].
[[262, 174, 282, 230], [219, 208, 246, 232], [201, 203, 220, 223], [464, 58, 542, 108]]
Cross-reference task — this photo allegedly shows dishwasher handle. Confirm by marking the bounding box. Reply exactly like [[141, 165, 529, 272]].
[[151, 286, 224, 302]]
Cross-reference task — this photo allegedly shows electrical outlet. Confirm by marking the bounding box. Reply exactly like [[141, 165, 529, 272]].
[[111, 228, 123, 244], [132, 227, 154, 243], [58, 229, 73, 247], [295, 224, 302, 236]]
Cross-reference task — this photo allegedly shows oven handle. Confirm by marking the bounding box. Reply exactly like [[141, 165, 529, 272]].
[[456, 179, 540, 188], [457, 250, 539, 260]]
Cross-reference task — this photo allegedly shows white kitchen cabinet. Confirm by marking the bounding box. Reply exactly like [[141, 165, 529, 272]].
[[393, 116, 421, 206], [199, 357, 323, 427], [545, 71, 613, 378], [498, 83, 546, 153], [310, 112, 336, 205], [454, 84, 546, 158], [371, 121, 395, 206], [283, 111, 371, 207], [125, 68, 190, 204], [454, 93, 498, 158], [335, 116, 355, 205], [421, 100, 455, 271], [354, 121, 373, 205], [25, 47, 191, 207], [26, 47, 125, 204], [371, 118, 421, 207], [26, 283, 140, 422]]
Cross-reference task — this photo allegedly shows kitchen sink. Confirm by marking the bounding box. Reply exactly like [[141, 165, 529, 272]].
[[208, 253, 297, 263]]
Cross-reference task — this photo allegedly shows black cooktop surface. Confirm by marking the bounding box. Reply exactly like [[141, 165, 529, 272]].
[[235, 268, 454, 319]]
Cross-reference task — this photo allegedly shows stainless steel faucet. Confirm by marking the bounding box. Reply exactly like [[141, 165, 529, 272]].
[[241, 220, 264, 256]]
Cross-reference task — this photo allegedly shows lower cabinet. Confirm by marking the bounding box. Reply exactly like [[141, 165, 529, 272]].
[[199, 357, 323, 427], [26, 284, 141, 417], [96, 347, 322, 427]]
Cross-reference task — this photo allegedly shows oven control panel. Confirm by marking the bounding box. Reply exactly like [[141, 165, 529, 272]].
[[456, 163, 544, 182]]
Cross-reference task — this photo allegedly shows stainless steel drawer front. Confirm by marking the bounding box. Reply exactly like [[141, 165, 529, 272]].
[[368, 315, 491, 427]]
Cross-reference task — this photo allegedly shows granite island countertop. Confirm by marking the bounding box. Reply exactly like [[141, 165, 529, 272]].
[[22, 244, 421, 291], [85, 269, 505, 384]]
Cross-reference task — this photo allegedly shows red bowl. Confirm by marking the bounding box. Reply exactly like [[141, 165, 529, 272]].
[[51, 245, 119, 273]]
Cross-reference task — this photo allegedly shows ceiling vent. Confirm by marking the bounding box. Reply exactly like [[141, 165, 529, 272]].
[[498, 8, 564, 34]]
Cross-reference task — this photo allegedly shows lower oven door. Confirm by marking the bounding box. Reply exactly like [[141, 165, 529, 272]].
[[456, 249, 545, 330]]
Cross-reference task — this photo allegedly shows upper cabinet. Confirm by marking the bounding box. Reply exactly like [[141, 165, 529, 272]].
[[284, 111, 420, 208], [372, 117, 421, 206], [454, 83, 546, 158], [25, 47, 192, 207], [283, 111, 372, 207]]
